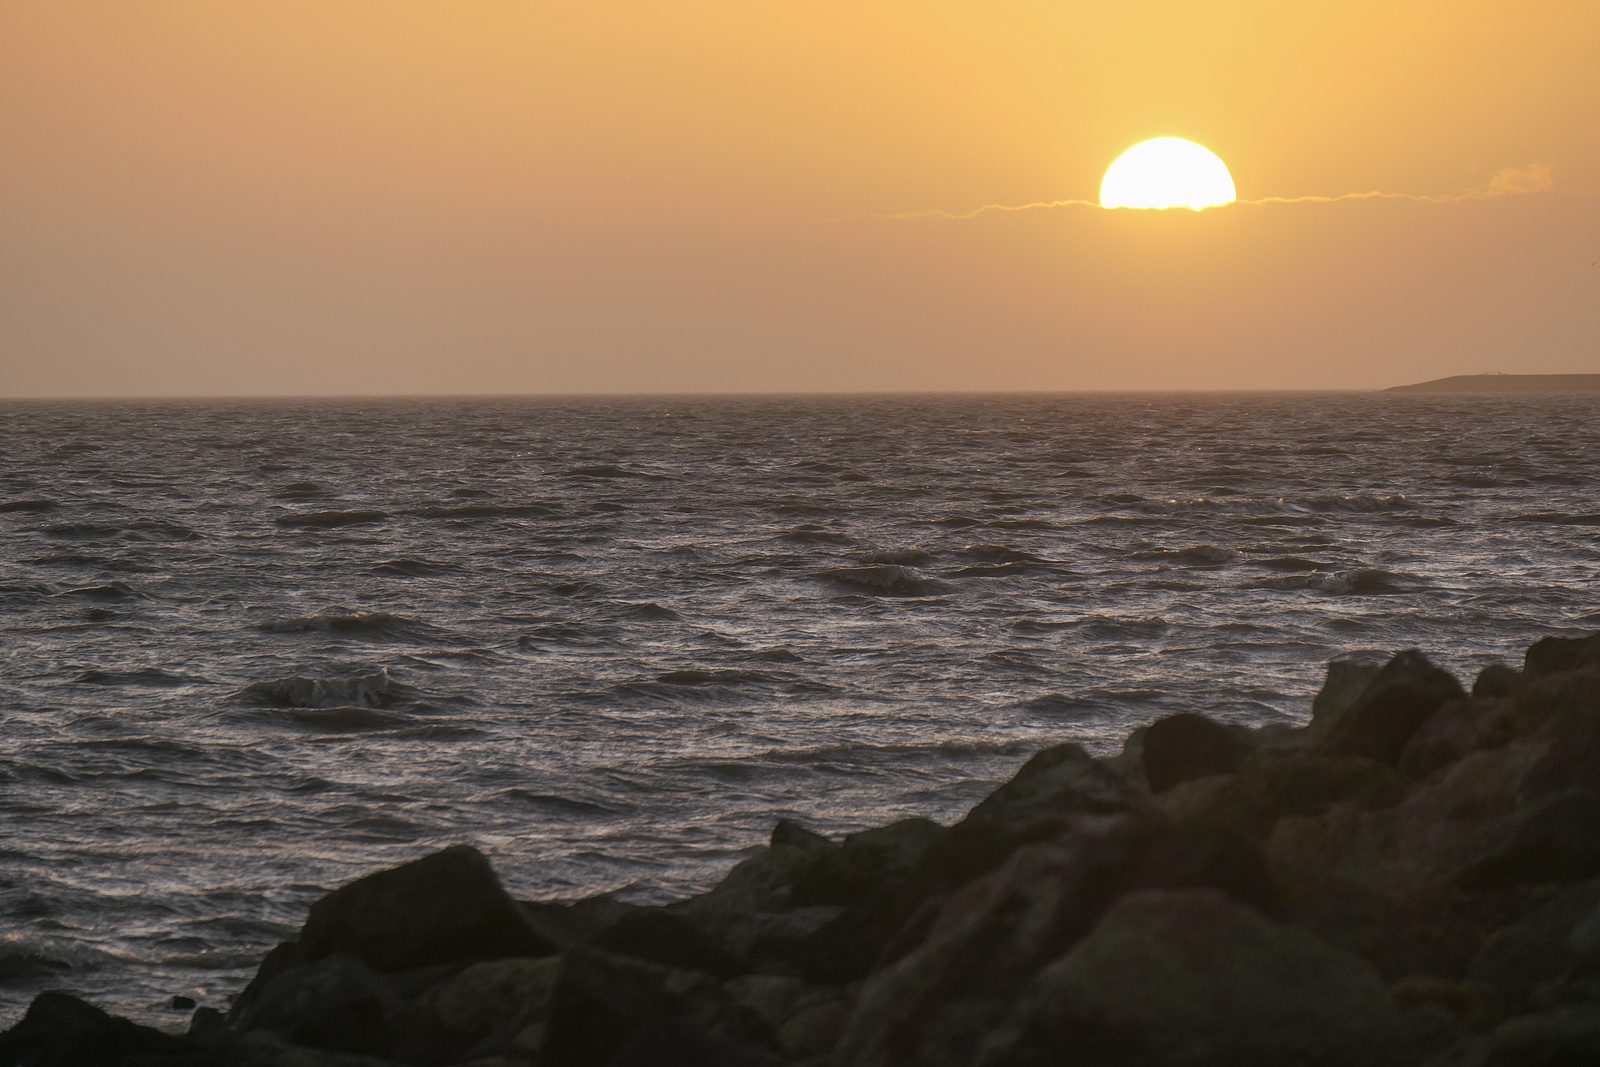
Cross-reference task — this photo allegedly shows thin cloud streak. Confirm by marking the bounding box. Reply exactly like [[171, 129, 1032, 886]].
[[852, 163, 1557, 221]]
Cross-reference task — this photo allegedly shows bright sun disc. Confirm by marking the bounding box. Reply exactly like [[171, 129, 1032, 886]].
[[1100, 137, 1237, 211]]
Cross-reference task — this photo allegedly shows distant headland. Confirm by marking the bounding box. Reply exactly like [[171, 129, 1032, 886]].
[[1389, 373, 1600, 394]]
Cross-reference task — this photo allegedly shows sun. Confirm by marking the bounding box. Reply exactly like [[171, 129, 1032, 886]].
[[1100, 137, 1237, 211]]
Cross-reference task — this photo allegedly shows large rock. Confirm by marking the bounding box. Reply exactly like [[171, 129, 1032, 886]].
[[538, 948, 779, 1067], [978, 889, 1411, 1067], [834, 834, 1146, 1067], [1315, 650, 1466, 766], [790, 817, 941, 906], [1426, 1005, 1600, 1066], [1468, 880, 1600, 1012], [723, 974, 850, 1061], [0, 992, 199, 1066], [920, 743, 1153, 890], [298, 845, 555, 972], [595, 907, 747, 978], [1523, 633, 1600, 678], [1400, 694, 1518, 779], [227, 955, 404, 1057], [1139, 713, 1255, 794], [1157, 745, 1397, 840], [828, 791, 1262, 1067], [411, 956, 561, 1053], [1266, 741, 1570, 973]]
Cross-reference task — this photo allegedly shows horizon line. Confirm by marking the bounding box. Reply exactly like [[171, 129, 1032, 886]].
[[0, 383, 1556, 403]]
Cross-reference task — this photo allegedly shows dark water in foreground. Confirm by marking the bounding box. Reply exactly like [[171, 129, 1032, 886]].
[[2, 392, 1597, 1020]]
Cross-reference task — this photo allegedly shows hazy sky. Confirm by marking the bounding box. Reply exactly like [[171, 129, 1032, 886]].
[[4, 2, 1597, 396]]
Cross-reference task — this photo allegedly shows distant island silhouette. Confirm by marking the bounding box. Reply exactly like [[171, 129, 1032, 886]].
[[1389, 373, 1600, 393]]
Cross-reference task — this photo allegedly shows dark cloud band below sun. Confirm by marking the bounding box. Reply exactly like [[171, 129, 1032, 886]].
[[852, 162, 1560, 222]]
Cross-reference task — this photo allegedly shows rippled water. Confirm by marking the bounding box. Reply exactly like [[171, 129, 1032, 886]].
[[2, 392, 1598, 1020]]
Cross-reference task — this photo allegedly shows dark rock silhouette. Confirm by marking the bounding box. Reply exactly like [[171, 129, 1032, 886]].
[[7, 635, 1600, 1065]]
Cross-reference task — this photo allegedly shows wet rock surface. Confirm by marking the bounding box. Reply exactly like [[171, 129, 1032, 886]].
[[7, 636, 1600, 1066]]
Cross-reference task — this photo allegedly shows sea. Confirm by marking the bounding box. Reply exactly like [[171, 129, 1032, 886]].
[[2, 392, 1597, 1021]]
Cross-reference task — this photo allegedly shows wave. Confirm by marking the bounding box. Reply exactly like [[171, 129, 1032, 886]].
[[410, 502, 558, 520], [1131, 544, 1238, 566], [53, 582, 139, 600], [860, 547, 933, 566], [369, 557, 460, 578], [270, 481, 331, 500], [1297, 492, 1411, 513], [813, 564, 950, 597], [1249, 555, 1339, 572], [617, 602, 683, 622], [565, 463, 658, 479], [37, 523, 125, 540], [274, 510, 389, 529], [274, 705, 412, 731], [1253, 567, 1428, 596], [258, 610, 446, 640], [74, 667, 194, 688], [1513, 512, 1600, 526], [239, 669, 394, 709], [1017, 693, 1108, 718], [0, 937, 87, 981], [778, 527, 854, 545], [960, 543, 1053, 564], [0, 498, 58, 513], [1074, 615, 1171, 639]]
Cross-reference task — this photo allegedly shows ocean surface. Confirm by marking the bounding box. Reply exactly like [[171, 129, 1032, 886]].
[[2, 392, 1598, 1021]]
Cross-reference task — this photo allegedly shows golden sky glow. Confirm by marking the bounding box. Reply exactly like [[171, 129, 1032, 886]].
[[2, 2, 1597, 395]]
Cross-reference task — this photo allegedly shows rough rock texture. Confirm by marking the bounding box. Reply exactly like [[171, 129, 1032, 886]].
[[8, 634, 1600, 1067], [298, 844, 556, 972], [977, 889, 1411, 1067]]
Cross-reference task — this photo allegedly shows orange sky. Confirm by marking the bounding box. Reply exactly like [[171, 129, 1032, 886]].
[[3, 1, 1597, 395]]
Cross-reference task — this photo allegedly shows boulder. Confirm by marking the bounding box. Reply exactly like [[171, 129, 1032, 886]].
[[1425, 1005, 1600, 1066], [221, 1029, 407, 1066], [1139, 713, 1255, 794], [1468, 881, 1600, 1012], [977, 889, 1411, 1067], [298, 845, 555, 972], [595, 907, 746, 978], [919, 743, 1153, 890], [790, 817, 941, 906], [0, 992, 199, 1066], [1523, 633, 1600, 678], [1401, 695, 1518, 779], [1311, 650, 1389, 724], [412, 955, 561, 1045], [1474, 664, 1525, 699], [228, 955, 403, 1057], [538, 948, 779, 1067], [1157, 747, 1396, 840], [1315, 650, 1466, 766], [1266, 743, 1547, 973], [723, 974, 850, 1061]]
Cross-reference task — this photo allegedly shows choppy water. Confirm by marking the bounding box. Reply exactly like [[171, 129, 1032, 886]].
[[2, 392, 1598, 1020]]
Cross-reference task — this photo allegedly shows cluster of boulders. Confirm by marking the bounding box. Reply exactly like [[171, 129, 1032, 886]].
[[8, 633, 1600, 1066]]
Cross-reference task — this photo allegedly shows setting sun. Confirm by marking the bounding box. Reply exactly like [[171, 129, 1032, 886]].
[[1100, 137, 1238, 211]]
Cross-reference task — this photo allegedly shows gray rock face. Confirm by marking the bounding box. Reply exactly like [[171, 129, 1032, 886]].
[[298, 845, 556, 972], [980, 889, 1410, 1067], [539, 947, 779, 1067], [922, 742, 1154, 889], [1523, 633, 1600, 678], [1316, 650, 1467, 765], [1139, 712, 1255, 793], [229, 955, 403, 1056]]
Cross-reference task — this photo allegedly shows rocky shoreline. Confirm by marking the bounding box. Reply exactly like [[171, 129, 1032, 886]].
[[8, 633, 1600, 1066]]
